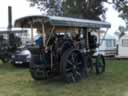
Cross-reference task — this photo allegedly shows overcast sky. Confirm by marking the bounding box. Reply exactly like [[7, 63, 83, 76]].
[[0, 0, 126, 34], [0, 0, 41, 28]]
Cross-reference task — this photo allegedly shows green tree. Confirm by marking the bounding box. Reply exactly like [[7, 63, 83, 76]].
[[63, 0, 107, 20], [27, 0, 108, 20], [115, 26, 126, 40], [27, 0, 128, 21], [27, 0, 63, 16], [111, 0, 128, 28]]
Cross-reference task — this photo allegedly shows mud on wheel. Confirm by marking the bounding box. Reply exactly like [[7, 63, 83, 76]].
[[95, 54, 105, 74], [60, 48, 86, 83], [29, 55, 48, 80]]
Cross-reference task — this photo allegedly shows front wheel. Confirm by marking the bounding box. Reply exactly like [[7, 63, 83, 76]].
[[95, 54, 105, 74], [29, 55, 48, 80]]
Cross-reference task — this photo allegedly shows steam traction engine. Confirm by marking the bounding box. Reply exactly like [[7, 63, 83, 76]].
[[0, 32, 22, 63], [15, 16, 111, 83]]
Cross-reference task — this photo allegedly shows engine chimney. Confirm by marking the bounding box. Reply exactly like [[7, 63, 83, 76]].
[[8, 6, 12, 29]]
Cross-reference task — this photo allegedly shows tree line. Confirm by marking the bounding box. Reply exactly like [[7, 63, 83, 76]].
[[26, 0, 128, 25]]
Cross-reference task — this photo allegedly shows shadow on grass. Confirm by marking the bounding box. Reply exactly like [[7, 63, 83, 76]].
[[30, 72, 111, 89]]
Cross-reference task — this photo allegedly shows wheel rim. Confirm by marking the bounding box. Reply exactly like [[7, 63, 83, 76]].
[[63, 50, 84, 83], [96, 55, 105, 74]]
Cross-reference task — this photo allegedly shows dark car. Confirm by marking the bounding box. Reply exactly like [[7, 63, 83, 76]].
[[11, 47, 31, 66]]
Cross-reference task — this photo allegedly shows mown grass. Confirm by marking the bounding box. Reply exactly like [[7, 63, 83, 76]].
[[0, 60, 128, 96]]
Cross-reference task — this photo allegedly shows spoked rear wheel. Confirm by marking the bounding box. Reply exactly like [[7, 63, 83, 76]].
[[60, 49, 85, 83], [95, 54, 105, 74]]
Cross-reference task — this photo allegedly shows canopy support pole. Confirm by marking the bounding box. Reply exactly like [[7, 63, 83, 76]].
[[42, 24, 46, 47], [46, 26, 55, 71], [46, 26, 55, 46], [31, 23, 34, 45]]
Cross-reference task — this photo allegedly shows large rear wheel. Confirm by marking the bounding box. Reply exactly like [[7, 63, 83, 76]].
[[60, 49, 86, 83]]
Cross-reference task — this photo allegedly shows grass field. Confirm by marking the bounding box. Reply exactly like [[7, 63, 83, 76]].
[[0, 60, 128, 96]]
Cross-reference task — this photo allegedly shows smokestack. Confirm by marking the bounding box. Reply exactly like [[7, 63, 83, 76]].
[[8, 6, 12, 29], [8, 6, 12, 46]]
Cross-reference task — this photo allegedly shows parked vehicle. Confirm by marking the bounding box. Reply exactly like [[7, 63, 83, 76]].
[[116, 33, 128, 58], [11, 46, 31, 66], [0, 29, 27, 63], [96, 33, 117, 57], [15, 15, 111, 83]]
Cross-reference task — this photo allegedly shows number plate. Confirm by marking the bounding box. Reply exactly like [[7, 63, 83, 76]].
[[15, 61, 23, 64]]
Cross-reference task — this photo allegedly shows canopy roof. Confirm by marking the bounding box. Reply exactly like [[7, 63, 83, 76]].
[[15, 15, 111, 28]]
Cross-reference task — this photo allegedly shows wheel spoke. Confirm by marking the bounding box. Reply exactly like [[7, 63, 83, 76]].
[[66, 68, 73, 72], [98, 62, 103, 67], [71, 73, 76, 82], [66, 59, 73, 65], [99, 63, 104, 69], [76, 71, 81, 77], [71, 54, 75, 63], [76, 62, 82, 65], [73, 71, 81, 81]]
